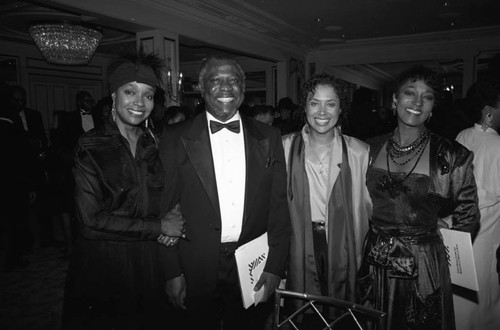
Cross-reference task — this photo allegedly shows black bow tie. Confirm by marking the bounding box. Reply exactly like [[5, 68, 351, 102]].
[[209, 120, 240, 134], [81, 111, 92, 116]]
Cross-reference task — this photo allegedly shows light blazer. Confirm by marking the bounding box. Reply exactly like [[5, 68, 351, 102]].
[[159, 112, 290, 300]]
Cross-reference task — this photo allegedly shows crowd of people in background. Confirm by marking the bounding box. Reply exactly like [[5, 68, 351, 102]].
[[1, 52, 500, 330]]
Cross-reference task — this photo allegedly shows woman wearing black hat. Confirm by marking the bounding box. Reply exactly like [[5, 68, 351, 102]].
[[62, 51, 185, 329]]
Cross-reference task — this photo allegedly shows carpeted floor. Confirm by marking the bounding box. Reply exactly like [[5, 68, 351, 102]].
[[0, 247, 69, 330]]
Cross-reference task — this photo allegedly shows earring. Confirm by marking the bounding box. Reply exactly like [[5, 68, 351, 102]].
[[111, 104, 117, 122], [391, 101, 397, 115], [145, 118, 149, 128], [427, 112, 433, 124]]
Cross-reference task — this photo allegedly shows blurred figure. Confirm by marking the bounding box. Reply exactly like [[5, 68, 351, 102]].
[[252, 104, 275, 125], [274, 97, 300, 135], [67, 91, 99, 134], [0, 82, 37, 271], [11, 85, 47, 251], [455, 81, 500, 330], [93, 96, 112, 128], [164, 105, 190, 126], [45, 111, 79, 257]]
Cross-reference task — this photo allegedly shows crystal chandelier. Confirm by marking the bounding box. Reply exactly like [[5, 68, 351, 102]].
[[29, 23, 102, 65]]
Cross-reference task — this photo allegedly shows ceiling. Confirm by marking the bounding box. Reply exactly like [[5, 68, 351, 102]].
[[1, 0, 499, 89], [245, 0, 499, 43]]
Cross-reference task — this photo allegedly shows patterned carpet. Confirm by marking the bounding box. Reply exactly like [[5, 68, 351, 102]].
[[0, 247, 69, 330]]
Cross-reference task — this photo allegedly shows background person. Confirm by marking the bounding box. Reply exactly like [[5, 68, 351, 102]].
[[62, 51, 185, 329], [160, 55, 290, 330], [359, 65, 479, 330], [282, 73, 372, 326], [454, 80, 500, 330]]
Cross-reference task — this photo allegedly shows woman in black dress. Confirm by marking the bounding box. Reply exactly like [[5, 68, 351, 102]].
[[359, 66, 479, 329], [63, 51, 185, 329]]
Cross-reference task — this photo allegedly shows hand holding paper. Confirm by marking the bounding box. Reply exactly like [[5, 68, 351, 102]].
[[253, 271, 281, 305], [235, 233, 270, 308]]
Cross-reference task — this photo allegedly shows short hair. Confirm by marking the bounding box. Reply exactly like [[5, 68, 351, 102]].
[[252, 105, 275, 117], [299, 73, 351, 127], [393, 65, 443, 102], [277, 97, 294, 110], [466, 80, 500, 123], [76, 91, 92, 104], [197, 55, 245, 90]]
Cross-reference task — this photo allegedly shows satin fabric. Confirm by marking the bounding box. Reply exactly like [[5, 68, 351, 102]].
[[282, 127, 371, 306]]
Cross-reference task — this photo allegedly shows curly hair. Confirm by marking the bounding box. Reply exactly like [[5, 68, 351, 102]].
[[299, 73, 351, 127], [393, 65, 443, 103]]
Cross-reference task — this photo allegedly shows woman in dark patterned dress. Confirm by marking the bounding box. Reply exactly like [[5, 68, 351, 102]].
[[359, 65, 479, 330]]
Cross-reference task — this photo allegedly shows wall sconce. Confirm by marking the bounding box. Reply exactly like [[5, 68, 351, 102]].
[[29, 23, 102, 65], [166, 69, 183, 103]]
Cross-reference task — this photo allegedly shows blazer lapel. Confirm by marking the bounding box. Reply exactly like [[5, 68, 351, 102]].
[[181, 114, 221, 218], [242, 116, 270, 224]]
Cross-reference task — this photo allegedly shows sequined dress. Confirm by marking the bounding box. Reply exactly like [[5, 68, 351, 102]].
[[360, 168, 454, 330]]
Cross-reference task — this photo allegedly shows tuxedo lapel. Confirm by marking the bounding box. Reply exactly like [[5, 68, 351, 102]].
[[242, 116, 270, 224], [181, 114, 220, 218]]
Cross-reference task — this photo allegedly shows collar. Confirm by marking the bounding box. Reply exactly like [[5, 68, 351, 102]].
[[301, 124, 343, 166], [474, 123, 499, 136], [206, 110, 241, 124]]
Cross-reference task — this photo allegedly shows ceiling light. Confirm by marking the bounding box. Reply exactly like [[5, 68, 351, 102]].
[[314, 18, 323, 22], [29, 23, 102, 65]]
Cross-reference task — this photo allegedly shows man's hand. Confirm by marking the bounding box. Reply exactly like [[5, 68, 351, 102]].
[[165, 275, 187, 310], [161, 203, 185, 238], [253, 271, 281, 302]]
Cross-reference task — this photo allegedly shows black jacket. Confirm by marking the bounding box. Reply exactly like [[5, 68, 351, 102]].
[[73, 121, 164, 241]]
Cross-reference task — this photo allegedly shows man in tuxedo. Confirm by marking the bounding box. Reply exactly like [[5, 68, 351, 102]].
[[11, 85, 47, 153], [69, 91, 101, 134], [159, 56, 290, 329]]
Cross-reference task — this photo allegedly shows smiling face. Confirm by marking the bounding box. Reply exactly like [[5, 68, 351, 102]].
[[305, 84, 341, 137], [394, 78, 435, 129], [200, 59, 245, 122], [112, 81, 155, 128]]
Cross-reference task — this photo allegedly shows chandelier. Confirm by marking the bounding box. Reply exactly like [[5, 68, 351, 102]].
[[29, 23, 102, 65]]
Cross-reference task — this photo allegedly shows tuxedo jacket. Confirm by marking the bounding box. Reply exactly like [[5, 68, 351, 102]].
[[159, 112, 290, 299]]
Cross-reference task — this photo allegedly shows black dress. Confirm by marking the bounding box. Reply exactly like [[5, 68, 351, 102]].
[[62, 122, 169, 329], [361, 168, 454, 330]]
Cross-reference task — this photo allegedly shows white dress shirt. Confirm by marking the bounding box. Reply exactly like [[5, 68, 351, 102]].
[[80, 109, 94, 132], [206, 111, 246, 243]]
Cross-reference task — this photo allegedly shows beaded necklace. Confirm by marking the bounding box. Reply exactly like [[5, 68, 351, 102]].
[[387, 128, 430, 166], [376, 129, 430, 198]]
